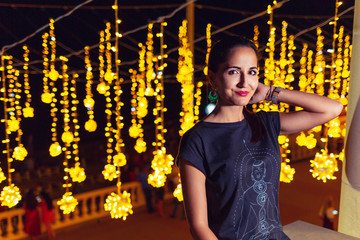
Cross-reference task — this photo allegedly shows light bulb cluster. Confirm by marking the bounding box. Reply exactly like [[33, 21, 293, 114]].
[[0, 184, 21, 208], [310, 150, 339, 183], [57, 192, 78, 214], [177, 20, 195, 136], [104, 191, 133, 220], [173, 174, 183, 202], [280, 162, 295, 183]]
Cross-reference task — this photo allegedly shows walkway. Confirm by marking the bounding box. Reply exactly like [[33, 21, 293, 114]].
[[33, 159, 342, 240]]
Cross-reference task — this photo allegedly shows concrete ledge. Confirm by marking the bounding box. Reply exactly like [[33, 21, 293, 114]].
[[283, 221, 360, 240]]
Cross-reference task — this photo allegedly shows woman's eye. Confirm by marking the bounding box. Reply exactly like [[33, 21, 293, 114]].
[[249, 70, 257, 75], [228, 69, 238, 75]]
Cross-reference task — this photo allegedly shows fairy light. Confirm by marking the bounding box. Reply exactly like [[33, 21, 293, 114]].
[[132, 44, 148, 153], [104, 0, 133, 220], [12, 69, 28, 161], [22, 45, 34, 118], [313, 28, 325, 96], [173, 176, 183, 202], [339, 35, 350, 106], [253, 25, 259, 49], [203, 23, 212, 76], [104, 22, 114, 84], [1, 55, 20, 208], [84, 46, 97, 132], [5, 56, 19, 133], [145, 23, 155, 96], [306, 50, 315, 93], [97, 30, 109, 95], [194, 81, 203, 121], [41, 32, 52, 104], [48, 18, 59, 82], [57, 57, 77, 214], [69, 74, 86, 183], [148, 21, 174, 188], [177, 20, 195, 136]]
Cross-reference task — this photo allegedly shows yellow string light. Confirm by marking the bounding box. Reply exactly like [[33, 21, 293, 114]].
[[12, 67, 28, 161], [84, 46, 97, 132], [48, 18, 59, 82], [148, 21, 173, 188], [253, 25, 259, 49], [68, 74, 86, 183], [177, 20, 195, 136], [104, 1, 133, 220], [203, 23, 211, 76], [104, 22, 114, 83], [97, 30, 109, 95], [22, 45, 34, 118], [145, 23, 155, 96], [41, 32, 52, 104]]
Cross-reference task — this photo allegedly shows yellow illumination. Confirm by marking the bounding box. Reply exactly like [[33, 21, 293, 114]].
[[104, 191, 133, 220], [57, 192, 78, 214], [12, 146, 28, 161], [49, 142, 62, 157], [0, 184, 21, 208]]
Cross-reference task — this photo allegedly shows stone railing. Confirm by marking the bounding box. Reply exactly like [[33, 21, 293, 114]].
[[0, 181, 157, 240]]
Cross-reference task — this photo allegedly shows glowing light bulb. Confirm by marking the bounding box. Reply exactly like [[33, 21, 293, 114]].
[[49, 142, 62, 157], [61, 131, 74, 144], [13, 146, 28, 161], [41, 92, 53, 104], [49, 69, 59, 81], [85, 119, 97, 132]]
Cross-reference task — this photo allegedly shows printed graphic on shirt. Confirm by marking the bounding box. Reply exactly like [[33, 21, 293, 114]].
[[233, 140, 281, 240]]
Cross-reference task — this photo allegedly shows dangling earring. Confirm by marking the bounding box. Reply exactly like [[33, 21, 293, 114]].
[[208, 90, 219, 102]]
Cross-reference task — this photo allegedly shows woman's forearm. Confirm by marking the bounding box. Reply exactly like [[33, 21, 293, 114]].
[[190, 224, 218, 240], [277, 89, 343, 117]]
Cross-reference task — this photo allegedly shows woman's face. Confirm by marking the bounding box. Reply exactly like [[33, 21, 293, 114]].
[[211, 46, 258, 106]]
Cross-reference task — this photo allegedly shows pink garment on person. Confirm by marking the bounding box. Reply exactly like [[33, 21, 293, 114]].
[[40, 200, 55, 223], [24, 205, 41, 237]]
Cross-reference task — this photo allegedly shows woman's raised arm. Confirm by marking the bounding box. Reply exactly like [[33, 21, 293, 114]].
[[277, 89, 343, 135], [179, 159, 218, 240]]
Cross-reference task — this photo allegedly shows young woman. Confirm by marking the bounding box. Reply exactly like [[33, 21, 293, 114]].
[[177, 36, 343, 240]]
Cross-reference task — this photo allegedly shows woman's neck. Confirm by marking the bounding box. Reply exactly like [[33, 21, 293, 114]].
[[204, 105, 245, 123]]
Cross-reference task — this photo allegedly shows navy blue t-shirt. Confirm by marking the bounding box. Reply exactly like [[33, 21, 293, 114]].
[[177, 111, 290, 240]]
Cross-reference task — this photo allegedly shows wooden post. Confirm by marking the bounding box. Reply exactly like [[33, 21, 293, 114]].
[[338, 0, 360, 237]]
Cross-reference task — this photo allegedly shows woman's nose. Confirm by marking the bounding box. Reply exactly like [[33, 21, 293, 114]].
[[236, 73, 246, 87]]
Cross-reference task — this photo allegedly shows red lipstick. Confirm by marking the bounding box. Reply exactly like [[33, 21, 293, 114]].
[[236, 91, 249, 97]]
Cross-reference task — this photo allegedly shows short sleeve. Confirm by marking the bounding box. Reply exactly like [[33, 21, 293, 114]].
[[258, 111, 280, 136], [176, 129, 206, 175]]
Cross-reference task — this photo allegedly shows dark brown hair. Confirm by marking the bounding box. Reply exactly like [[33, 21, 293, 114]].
[[207, 36, 264, 143]]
